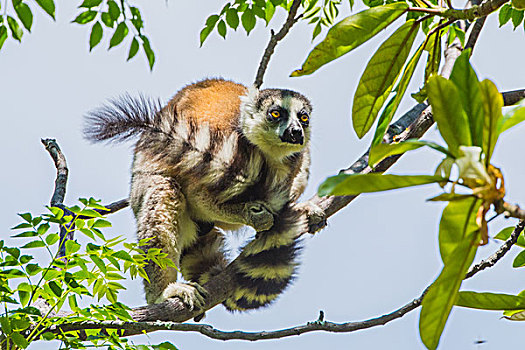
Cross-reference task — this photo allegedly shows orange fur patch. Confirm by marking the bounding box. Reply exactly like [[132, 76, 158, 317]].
[[167, 78, 247, 132]]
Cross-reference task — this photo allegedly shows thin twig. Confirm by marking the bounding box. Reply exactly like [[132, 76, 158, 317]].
[[254, 0, 302, 88], [407, 0, 509, 20]]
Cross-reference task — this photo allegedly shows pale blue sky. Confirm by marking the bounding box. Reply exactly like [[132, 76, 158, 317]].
[[1, 1, 525, 349]]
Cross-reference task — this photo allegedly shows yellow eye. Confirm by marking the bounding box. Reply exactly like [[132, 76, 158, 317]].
[[300, 114, 309, 123], [271, 111, 281, 119]]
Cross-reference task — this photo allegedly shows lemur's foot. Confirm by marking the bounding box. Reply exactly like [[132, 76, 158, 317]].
[[296, 202, 327, 233], [156, 282, 208, 311], [245, 201, 274, 232]]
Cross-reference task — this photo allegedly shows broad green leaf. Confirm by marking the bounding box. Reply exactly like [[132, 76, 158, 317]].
[[457, 291, 525, 310], [14, 2, 33, 31], [109, 22, 128, 49], [449, 49, 484, 147], [426, 75, 471, 156], [318, 173, 445, 196], [420, 198, 480, 350], [72, 10, 97, 24], [7, 16, 23, 41], [0, 25, 7, 50], [89, 21, 103, 51], [141, 35, 155, 70], [513, 250, 525, 267], [200, 26, 213, 46], [479, 79, 503, 165], [438, 197, 480, 263], [352, 20, 419, 138], [226, 8, 239, 29], [499, 4, 512, 26], [107, 0, 120, 20], [127, 37, 139, 60], [35, 0, 55, 19], [11, 332, 29, 348], [21, 240, 45, 249], [241, 8, 256, 34], [80, 0, 103, 8], [369, 140, 452, 167], [499, 99, 525, 133], [371, 41, 425, 147], [291, 2, 409, 76], [45, 233, 59, 245]]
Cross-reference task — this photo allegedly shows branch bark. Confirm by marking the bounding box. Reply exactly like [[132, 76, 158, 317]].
[[407, 0, 509, 20]]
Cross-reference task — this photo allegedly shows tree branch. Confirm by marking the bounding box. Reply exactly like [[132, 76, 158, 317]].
[[41, 139, 68, 207], [254, 0, 302, 88], [40, 220, 525, 341], [407, 0, 509, 21]]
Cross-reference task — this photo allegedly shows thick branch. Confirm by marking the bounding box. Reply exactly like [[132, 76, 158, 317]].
[[41, 139, 68, 207], [407, 0, 509, 21], [254, 0, 302, 88]]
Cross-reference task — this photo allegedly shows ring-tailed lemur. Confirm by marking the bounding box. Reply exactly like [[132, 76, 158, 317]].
[[84, 78, 320, 312]]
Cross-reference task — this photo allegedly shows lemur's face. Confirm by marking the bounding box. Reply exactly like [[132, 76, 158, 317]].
[[240, 88, 312, 159]]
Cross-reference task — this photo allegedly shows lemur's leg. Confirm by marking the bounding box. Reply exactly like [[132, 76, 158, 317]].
[[179, 227, 228, 285], [130, 173, 206, 310]]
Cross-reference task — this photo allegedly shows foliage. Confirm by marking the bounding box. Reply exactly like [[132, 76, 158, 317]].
[[0, 198, 177, 350]]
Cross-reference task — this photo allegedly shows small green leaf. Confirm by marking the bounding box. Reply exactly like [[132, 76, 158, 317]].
[[265, 1, 276, 24], [479, 79, 503, 165], [21, 240, 45, 249], [141, 35, 155, 70], [200, 25, 213, 46], [14, 2, 33, 31], [72, 10, 97, 24], [48, 280, 62, 297], [499, 4, 512, 26], [0, 25, 8, 50], [107, 0, 120, 20], [108, 22, 128, 49], [426, 75, 472, 156], [291, 2, 409, 76], [457, 291, 525, 310], [369, 140, 452, 167], [35, 0, 55, 19], [241, 8, 256, 34], [449, 49, 484, 148], [513, 250, 525, 267], [424, 30, 441, 82], [511, 8, 524, 29], [89, 21, 103, 50], [101, 12, 114, 27], [493, 226, 525, 247], [226, 8, 239, 29], [7, 16, 23, 41], [80, 0, 103, 8], [65, 240, 81, 255], [318, 173, 445, 197], [352, 20, 419, 138], [11, 332, 29, 349], [217, 19, 227, 38], [45, 233, 59, 245], [312, 22, 322, 40], [127, 37, 139, 60]]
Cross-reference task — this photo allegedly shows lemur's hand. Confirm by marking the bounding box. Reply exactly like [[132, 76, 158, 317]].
[[245, 202, 274, 232]]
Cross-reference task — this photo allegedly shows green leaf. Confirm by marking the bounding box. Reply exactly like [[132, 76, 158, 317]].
[[109, 22, 128, 49], [65, 240, 81, 255], [226, 8, 240, 29], [141, 35, 155, 70], [371, 41, 425, 147], [72, 10, 97, 24], [7, 16, 23, 41], [48, 280, 62, 297], [241, 8, 256, 34], [424, 30, 441, 82], [493, 226, 525, 247], [200, 26, 213, 46], [369, 140, 452, 167], [457, 291, 525, 310], [35, 0, 55, 19], [291, 2, 409, 76], [107, 0, 120, 20], [513, 250, 525, 267], [426, 75, 472, 156], [420, 197, 481, 350], [101, 12, 114, 27], [14, 2, 33, 31], [80, 0, 103, 8], [89, 21, 103, 50], [0, 25, 7, 50], [21, 240, 45, 249], [318, 173, 445, 197], [499, 99, 525, 133], [438, 197, 480, 263], [11, 332, 29, 349], [449, 49, 484, 148], [127, 37, 139, 60], [265, 1, 276, 24], [511, 8, 524, 29], [45, 233, 59, 245], [500, 4, 513, 25], [217, 19, 227, 38], [352, 20, 419, 138], [479, 79, 503, 165]]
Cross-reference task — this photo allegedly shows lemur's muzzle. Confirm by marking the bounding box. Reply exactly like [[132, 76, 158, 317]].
[[280, 126, 304, 145]]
